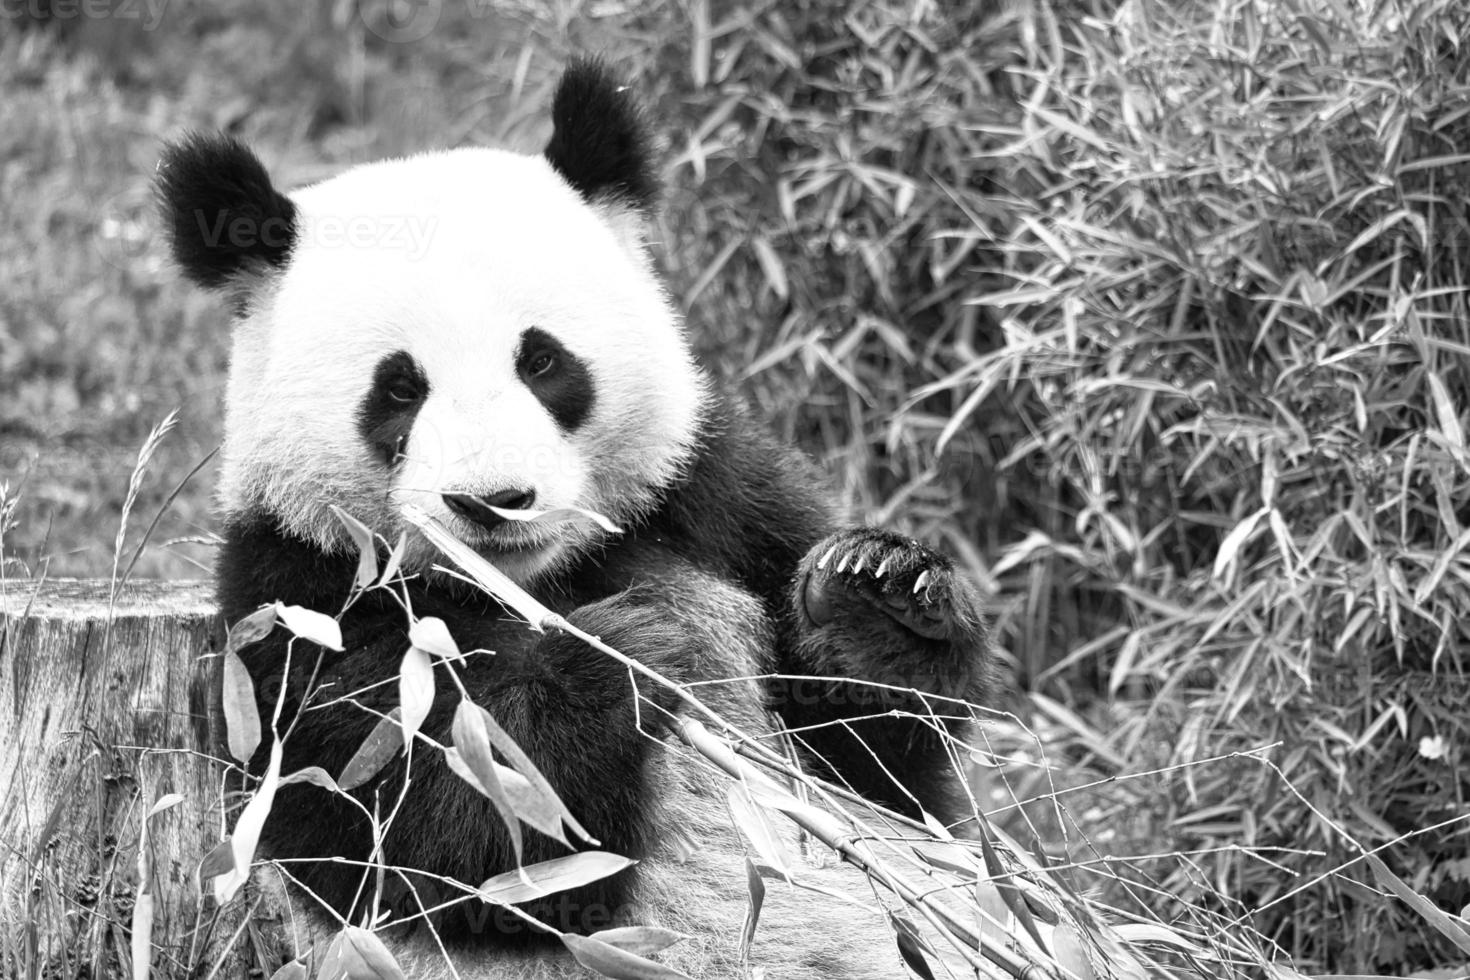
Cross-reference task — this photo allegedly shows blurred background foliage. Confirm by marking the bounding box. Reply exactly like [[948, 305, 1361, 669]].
[[3, 0, 1470, 972]]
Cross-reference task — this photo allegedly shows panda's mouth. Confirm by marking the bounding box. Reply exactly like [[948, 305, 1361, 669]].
[[481, 533, 547, 554], [459, 522, 560, 558], [453, 522, 533, 548]]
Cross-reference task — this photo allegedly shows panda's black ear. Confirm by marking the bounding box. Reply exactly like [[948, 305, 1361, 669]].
[[154, 132, 298, 291], [544, 58, 659, 211]]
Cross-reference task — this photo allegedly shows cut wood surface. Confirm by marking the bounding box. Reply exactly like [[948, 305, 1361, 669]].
[[0, 578, 231, 977]]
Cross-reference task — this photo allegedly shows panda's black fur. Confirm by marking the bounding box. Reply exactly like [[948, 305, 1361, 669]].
[[155, 130, 298, 291], [159, 58, 992, 964], [543, 61, 661, 211]]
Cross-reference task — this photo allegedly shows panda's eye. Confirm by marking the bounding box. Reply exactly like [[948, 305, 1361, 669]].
[[526, 350, 558, 378], [386, 378, 421, 404]]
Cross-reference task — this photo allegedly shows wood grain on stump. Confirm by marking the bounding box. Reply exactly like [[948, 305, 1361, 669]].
[[0, 578, 229, 978]]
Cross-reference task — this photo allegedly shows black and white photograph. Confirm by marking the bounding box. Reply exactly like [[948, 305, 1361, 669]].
[[1, 1, 1468, 977]]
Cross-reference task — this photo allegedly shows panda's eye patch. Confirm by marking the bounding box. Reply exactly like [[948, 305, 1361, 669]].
[[516, 327, 594, 432], [374, 352, 427, 406], [358, 350, 429, 467]]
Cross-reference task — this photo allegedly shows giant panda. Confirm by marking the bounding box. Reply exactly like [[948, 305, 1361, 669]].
[[157, 58, 992, 979]]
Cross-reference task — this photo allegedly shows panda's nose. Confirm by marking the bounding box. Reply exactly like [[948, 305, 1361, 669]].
[[443, 489, 536, 529]]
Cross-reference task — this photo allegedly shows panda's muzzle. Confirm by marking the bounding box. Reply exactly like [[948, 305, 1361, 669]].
[[443, 489, 536, 530]]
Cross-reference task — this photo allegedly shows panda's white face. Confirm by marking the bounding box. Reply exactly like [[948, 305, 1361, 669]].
[[217, 149, 706, 583]]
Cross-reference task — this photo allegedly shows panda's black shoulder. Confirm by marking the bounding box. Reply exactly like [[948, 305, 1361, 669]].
[[637, 387, 838, 611], [215, 511, 356, 625]]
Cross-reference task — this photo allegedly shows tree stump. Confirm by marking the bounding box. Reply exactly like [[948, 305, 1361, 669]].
[[0, 579, 234, 979]]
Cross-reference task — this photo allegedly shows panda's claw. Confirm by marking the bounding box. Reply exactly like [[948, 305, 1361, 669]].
[[798, 528, 968, 643], [817, 544, 838, 571]]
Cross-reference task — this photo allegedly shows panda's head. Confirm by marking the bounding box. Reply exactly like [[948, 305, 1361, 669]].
[[157, 60, 706, 585]]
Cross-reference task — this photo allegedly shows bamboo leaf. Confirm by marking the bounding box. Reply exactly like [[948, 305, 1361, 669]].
[[726, 783, 792, 879], [130, 892, 154, 980], [197, 838, 235, 884], [468, 702, 594, 846], [1053, 923, 1097, 979], [560, 933, 692, 979], [147, 793, 184, 819], [318, 926, 406, 980], [267, 960, 309, 980], [331, 504, 379, 590], [278, 766, 342, 793], [479, 852, 636, 905], [486, 502, 622, 534], [974, 811, 1047, 952], [887, 912, 937, 980], [739, 856, 765, 965], [442, 745, 567, 843], [452, 699, 523, 863], [587, 927, 687, 957], [975, 879, 1014, 949], [377, 532, 408, 587], [1364, 852, 1470, 954], [337, 709, 404, 790], [1111, 922, 1207, 952], [225, 605, 277, 655], [1427, 371, 1465, 450], [221, 650, 261, 765], [274, 603, 344, 651], [408, 616, 461, 660], [213, 740, 282, 903], [1212, 507, 1269, 581], [751, 236, 789, 299], [398, 645, 434, 745]]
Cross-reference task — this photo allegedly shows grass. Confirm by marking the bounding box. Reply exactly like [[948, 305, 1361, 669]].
[[5, 0, 1470, 975]]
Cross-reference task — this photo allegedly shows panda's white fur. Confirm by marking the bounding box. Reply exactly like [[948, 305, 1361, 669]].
[[219, 149, 705, 586], [159, 58, 992, 980]]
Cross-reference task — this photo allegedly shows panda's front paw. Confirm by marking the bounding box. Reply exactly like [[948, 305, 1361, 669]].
[[798, 528, 981, 646]]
